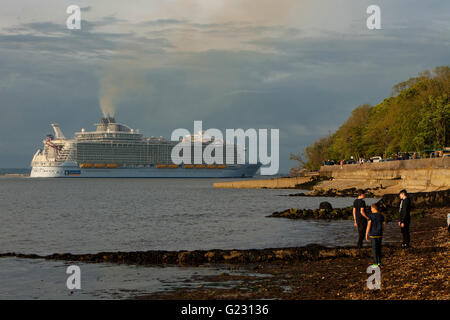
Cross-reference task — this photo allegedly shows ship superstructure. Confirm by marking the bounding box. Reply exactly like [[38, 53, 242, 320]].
[[30, 117, 260, 178]]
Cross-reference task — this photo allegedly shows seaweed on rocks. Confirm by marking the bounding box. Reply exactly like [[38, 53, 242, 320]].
[[270, 190, 449, 221]]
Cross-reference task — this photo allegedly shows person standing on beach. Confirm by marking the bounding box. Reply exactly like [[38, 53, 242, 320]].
[[366, 203, 386, 266], [399, 190, 411, 248], [353, 190, 369, 248]]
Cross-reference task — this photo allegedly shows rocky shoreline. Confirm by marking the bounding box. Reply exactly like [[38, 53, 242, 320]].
[[281, 187, 377, 198], [1, 210, 447, 300], [140, 207, 449, 300], [0, 244, 392, 266], [270, 190, 449, 221], [1, 190, 447, 300], [2, 191, 447, 266]]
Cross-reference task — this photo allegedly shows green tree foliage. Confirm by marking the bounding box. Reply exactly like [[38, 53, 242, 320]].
[[295, 66, 450, 170]]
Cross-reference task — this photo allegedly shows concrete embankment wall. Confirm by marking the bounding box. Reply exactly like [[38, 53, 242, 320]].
[[214, 158, 449, 192], [213, 176, 312, 189], [319, 157, 450, 192]]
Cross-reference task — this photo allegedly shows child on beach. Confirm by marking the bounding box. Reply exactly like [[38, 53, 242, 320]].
[[366, 203, 386, 266]]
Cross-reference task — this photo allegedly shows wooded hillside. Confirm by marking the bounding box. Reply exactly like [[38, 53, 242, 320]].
[[293, 66, 449, 170]]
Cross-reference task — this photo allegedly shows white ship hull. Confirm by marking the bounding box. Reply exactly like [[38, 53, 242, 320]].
[[30, 164, 261, 178], [31, 118, 261, 178]]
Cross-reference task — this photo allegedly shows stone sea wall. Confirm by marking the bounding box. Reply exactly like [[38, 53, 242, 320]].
[[213, 176, 313, 189], [318, 157, 450, 193], [213, 158, 449, 193]]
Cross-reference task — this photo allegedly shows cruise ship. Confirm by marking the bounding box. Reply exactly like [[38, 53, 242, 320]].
[[30, 117, 261, 178]]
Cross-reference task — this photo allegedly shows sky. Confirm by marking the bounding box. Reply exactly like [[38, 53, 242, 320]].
[[0, 0, 449, 172]]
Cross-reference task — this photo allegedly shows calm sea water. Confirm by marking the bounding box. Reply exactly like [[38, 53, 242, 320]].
[[0, 175, 377, 299], [0, 177, 371, 253], [0, 257, 262, 299]]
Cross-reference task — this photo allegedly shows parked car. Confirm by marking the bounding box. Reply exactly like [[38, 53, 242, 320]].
[[370, 156, 383, 163]]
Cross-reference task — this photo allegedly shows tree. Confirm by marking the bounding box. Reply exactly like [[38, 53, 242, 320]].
[[296, 66, 450, 170]]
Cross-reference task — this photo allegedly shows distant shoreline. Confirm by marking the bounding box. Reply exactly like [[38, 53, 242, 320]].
[[0, 168, 30, 176], [0, 173, 29, 178]]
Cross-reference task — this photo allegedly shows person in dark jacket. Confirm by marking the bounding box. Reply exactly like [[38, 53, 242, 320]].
[[353, 189, 369, 248], [366, 203, 385, 266], [398, 190, 411, 248]]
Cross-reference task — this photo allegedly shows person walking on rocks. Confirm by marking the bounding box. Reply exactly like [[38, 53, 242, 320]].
[[366, 203, 385, 266], [353, 189, 369, 248], [399, 190, 411, 248]]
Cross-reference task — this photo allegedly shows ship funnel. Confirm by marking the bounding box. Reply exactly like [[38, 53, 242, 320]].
[[51, 123, 65, 139], [101, 117, 116, 124]]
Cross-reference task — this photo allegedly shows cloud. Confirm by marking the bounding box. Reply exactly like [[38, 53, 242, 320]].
[[0, 19, 173, 62], [263, 72, 291, 83], [137, 18, 187, 27], [80, 6, 92, 12]]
